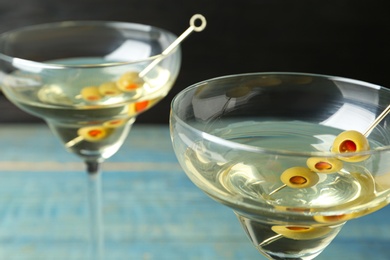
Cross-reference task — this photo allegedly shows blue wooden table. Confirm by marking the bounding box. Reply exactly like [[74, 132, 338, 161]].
[[0, 124, 389, 260]]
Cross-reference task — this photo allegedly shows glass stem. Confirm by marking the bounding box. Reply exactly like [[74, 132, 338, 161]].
[[86, 160, 104, 260]]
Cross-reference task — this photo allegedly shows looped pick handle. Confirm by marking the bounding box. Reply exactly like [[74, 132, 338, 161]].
[[139, 14, 207, 78]]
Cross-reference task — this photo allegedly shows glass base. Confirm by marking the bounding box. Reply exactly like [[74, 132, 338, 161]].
[[235, 212, 344, 260]]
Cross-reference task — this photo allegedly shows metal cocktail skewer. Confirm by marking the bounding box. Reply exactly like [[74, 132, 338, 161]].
[[66, 135, 84, 148], [258, 234, 284, 247], [268, 103, 390, 196], [268, 184, 287, 196], [139, 14, 207, 78], [65, 14, 207, 148], [262, 104, 390, 247], [363, 104, 390, 136]]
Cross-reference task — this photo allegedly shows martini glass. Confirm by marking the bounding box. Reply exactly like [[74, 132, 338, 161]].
[[170, 72, 390, 259], [0, 21, 184, 258]]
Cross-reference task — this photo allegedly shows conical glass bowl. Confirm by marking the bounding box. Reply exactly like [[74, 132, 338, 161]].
[[170, 72, 390, 259]]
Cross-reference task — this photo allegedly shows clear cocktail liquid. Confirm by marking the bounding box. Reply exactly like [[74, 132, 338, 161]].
[[3, 58, 172, 161], [182, 120, 389, 259]]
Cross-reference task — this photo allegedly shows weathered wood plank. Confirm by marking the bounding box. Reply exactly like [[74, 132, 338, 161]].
[[0, 124, 389, 259]]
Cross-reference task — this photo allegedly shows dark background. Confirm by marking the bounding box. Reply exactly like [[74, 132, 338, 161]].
[[1, 0, 389, 124]]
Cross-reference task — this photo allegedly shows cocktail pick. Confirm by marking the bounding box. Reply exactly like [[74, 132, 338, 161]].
[[258, 234, 284, 247], [65, 119, 129, 148], [65, 126, 110, 148], [268, 103, 390, 196], [363, 104, 390, 136], [139, 14, 207, 78], [81, 14, 207, 98], [268, 184, 287, 196], [66, 15, 207, 148]]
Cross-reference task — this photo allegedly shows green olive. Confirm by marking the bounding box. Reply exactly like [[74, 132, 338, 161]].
[[281, 166, 319, 188], [331, 130, 370, 162], [306, 157, 343, 174], [99, 82, 122, 96], [81, 86, 102, 101], [271, 225, 331, 240], [116, 71, 143, 92], [77, 126, 111, 142], [313, 214, 354, 223], [103, 119, 127, 128]]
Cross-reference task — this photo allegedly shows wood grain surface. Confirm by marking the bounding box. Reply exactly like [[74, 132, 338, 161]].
[[0, 124, 389, 259]]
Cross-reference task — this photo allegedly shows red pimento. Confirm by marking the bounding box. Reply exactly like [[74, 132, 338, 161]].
[[135, 100, 149, 112], [124, 83, 139, 90], [286, 226, 310, 231], [86, 95, 100, 101], [107, 120, 122, 126], [339, 140, 357, 152], [88, 129, 103, 137], [289, 176, 307, 185], [315, 161, 332, 170], [77, 126, 108, 142]]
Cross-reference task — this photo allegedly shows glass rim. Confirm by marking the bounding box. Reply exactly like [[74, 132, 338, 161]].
[[0, 20, 178, 69], [171, 71, 390, 158]]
